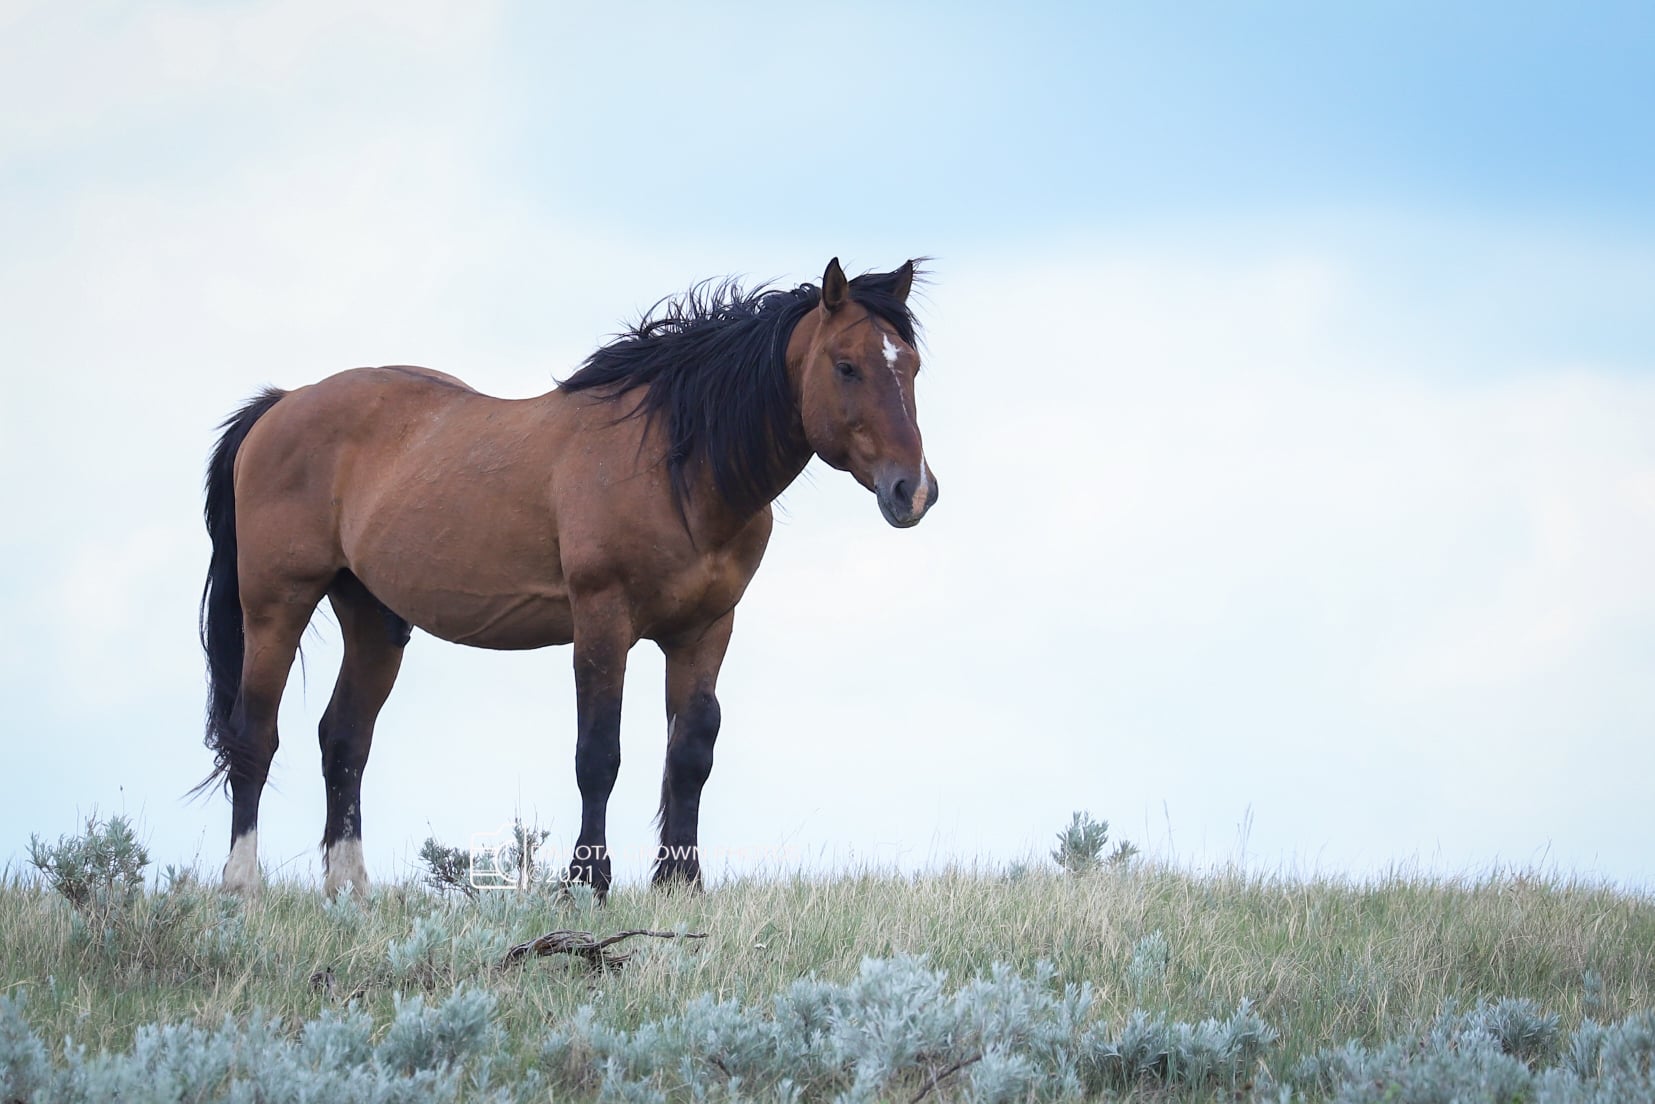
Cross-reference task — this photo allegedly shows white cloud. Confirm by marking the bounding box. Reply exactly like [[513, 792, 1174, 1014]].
[[0, 1, 503, 148], [1374, 375, 1655, 695], [913, 241, 1655, 702]]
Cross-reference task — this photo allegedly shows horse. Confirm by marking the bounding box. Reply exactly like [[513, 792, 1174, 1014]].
[[197, 258, 938, 896]]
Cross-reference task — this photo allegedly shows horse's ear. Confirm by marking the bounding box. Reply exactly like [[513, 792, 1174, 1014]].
[[821, 257, 848, 314], [891, 260, 915, 303]]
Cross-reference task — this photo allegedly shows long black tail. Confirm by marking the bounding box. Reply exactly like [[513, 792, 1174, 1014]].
[[194, 387, 287, 797]]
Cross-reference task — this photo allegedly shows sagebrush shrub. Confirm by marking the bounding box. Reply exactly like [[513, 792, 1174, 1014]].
[[1292, 1003, 1655, 1103], [1461, 996, 1562, 1066], [536, 954, 1272, 1102], [1124, 930, 1171, 1001], [9, 951, 1655, 1102], [1582, 967, 1608, 1021], [1050, 812, 1109, 875], [0, 995, 52, 1103], [21, 815, 230, 971], [187, 892, 250, 972], [1079, 999, 1277, 1095], [27, 814, 148, 921], [385, 913, 508, 991], [1563, 1009, 1655, 1084], [0, 986, 510, 1104], [1049, 811, 1137, 875], [417, 838, 478, 899], [376, 987, 499, 1075]]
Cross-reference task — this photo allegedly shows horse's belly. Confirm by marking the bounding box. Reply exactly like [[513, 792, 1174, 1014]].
[[351, 558, 574, 651], [411, 589, 575, 650], [340, 478, 573, 649]]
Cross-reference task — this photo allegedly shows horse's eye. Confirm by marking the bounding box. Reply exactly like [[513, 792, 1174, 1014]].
[[835, 361, 858, 380]]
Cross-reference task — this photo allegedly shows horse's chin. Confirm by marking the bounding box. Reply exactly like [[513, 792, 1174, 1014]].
[[878, 498, 927, 529]]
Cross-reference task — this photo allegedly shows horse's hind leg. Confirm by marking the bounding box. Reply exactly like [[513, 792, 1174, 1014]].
[[318, 572, 408, 897], [223, 583, 328, 894]]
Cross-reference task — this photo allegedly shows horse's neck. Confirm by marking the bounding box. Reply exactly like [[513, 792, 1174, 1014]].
[[678, 327, 817, 547], [765, 314, 823, 500], [681, 412, 812, 548]]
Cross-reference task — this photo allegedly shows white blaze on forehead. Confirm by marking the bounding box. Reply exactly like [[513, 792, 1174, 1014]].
[[879, 329, 928, 511], [882, 332, 914, 415]]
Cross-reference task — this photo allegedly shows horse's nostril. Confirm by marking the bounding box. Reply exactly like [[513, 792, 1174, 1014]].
[[892, 479, 910, 506]]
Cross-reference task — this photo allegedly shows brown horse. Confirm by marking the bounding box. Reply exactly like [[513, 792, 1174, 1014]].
[[198, 259, 937, 895]]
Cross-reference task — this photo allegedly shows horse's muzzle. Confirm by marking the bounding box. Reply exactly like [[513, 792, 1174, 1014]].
[[876, 468, 939, 528]]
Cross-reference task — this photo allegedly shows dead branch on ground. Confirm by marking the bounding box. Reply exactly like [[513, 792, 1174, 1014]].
[[501, 928, 707, 972]]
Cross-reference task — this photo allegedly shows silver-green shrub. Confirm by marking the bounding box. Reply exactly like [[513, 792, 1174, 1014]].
[[1050, 811, 1109, 873], [1560, 1010, 1655, 1086], [0, 995, 52, 1103], [1078, 999, 1276, 1095], [536, 954, 1269, 1102], [184, 890, 249, 973], [10, 959, 1655, 1103], [22, 817, 259, 975], [1460, 996, 1562, 1066], [0, 987, 508, 1104], [1124, 929, 1171, 1001], [27, 814, 149, 947], [385, 912, 509, 991], [1292, 1005, 1655, 1103], [376, 987, 499, 1076]]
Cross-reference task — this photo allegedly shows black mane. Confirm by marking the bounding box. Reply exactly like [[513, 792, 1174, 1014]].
[[560, 264, 923, 517]]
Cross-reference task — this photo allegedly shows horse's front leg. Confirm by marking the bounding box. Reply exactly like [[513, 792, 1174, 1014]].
[[653, 611, 733, 888], [568, 592, 633, 898]]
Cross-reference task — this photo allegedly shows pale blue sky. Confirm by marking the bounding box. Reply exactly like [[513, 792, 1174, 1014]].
[[1, 2, 1651, 889], [492, 3, 1655, 236]]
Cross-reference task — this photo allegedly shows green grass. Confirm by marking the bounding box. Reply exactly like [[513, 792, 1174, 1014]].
[[3, 860, 1653, 1098]]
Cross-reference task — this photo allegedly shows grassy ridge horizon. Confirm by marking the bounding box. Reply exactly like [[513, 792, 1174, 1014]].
[[4, 822, 1654, 1100]]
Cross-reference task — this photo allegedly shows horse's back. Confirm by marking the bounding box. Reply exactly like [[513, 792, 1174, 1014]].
[[257, 365, 482, 438], [376, 364, 474, 391], [241, 363, 476, 441], [232, 366, 579, 645]]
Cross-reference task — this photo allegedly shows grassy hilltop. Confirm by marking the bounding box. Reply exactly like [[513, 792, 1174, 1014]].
[[3, 817, 1654, 1102]]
